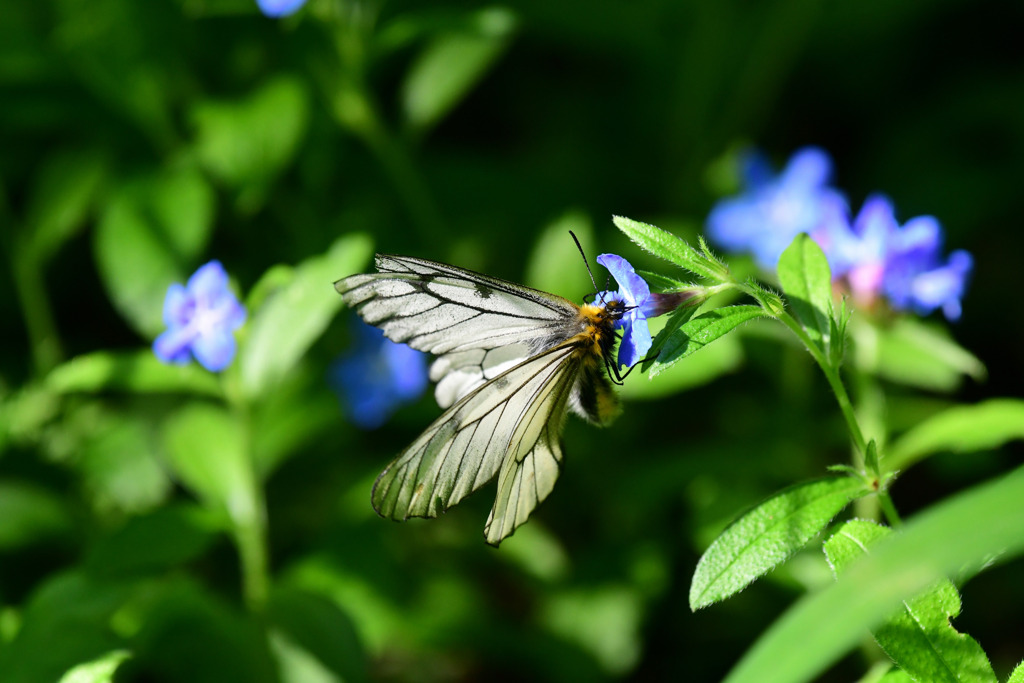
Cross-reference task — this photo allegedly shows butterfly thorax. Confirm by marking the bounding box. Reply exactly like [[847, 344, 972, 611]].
[[568, 300, 624, 425]]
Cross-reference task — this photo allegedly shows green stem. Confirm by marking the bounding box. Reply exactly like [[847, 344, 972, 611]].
[[877, 492, 903, 529], [12, 246, 64, 376], [776, 311, 867, 456], [232, 402, 270, 612]]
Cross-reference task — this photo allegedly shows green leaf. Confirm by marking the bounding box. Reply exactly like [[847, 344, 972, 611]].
[[1008, 662, 1024, 683], [0, 480, 71, 549], [57, 650, 130, 683], [524, 209, 595, 299], [722, 465, 1024, 683], [612, 215, 729, 282], [401, 8, 516, 134], [651, 305, 767, 378], [85, 504, 220, 578], [824, 520, 997, 683], [78, 412, 172, 514], [267, 588, 368, 683], [239, 233, 372, 398], [46, 350, 222, 397], [623, 330, 742, 399], [24, 149, 107, 265], [93, 166, 215, 336], [192, 76, 310, 194], [689, 477, 866, 610], [885, 399, 1024, 472], [866, 318, 986, 392], [777, 234, 833, 351], [162, 404, 256, 527]]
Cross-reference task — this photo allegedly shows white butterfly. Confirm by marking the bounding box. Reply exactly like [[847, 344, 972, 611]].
[[335, 254, 628, 545]]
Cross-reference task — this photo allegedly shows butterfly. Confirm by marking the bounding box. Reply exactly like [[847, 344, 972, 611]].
[[335, 252, 631, 545]]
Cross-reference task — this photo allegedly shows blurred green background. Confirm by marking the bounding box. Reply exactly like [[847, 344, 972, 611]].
[[1, 0, 1022, 681]]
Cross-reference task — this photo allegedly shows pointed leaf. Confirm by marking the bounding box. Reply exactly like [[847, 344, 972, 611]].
[[886, 399, 1024, 472], [777, 234, 833, 350], [722, 465, 1024, 683], [401, 9, 516, 134], [612, 215, 729, 282], [162, 405, 256, 526], [824, 520, 997, 683], [652, 305, 766, 378], [25, 149, 107, 265], [690, 476, 866, 610], [240, 233, 372, 398], [1008, 662, 1024, 683], [57, 650, 130, 683]]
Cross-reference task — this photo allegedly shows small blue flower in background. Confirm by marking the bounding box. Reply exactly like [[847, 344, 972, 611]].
[[596, 254, 658, 368], [331, 321, 429, 430], [816, 195, 972, 320], [153, 261, 247, 372], [257, 0, 307, 18], [707, 147, 848, 267]]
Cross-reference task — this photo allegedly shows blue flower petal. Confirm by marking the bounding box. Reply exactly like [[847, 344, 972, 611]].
[[162, 283, 191, 327], [153, 326, 195, 365], [618, 318, 652, 368], [257, 0, 307, 17], [780, 147, 833, 189], [191, 329, 238, 372], [187, 261, 229, 302], [596, 254, 650, 307]]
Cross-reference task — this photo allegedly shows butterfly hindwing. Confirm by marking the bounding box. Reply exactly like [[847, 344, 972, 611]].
[[372, 341, 584, 545]]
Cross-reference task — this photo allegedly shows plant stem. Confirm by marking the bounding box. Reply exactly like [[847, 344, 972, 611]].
[[776, 311, 867, 456], [232, 403, 270, 611], [877, 492, 903, 528]]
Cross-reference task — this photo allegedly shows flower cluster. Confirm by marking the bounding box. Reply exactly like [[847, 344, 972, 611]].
[[153, 261, 247, 372], [706, 147, 972, 320], [330, 321, 429, 430]]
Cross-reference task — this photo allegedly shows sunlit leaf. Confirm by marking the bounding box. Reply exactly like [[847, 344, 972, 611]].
[[623, 331, 742, 399], [192, 76, 310, 196], [777, 234, 832, 351], [56, 650, 130, 683], [690, 477, 867, 610], [723, 465, 1024, 683], [93, 166, 215, 336], [240, 233, 372, 398], [613, 215, 728, 282], [824, 520, 997, 683], [46, 350, 222, 397], [1008, 662, 1024, 683], [161, 404, 255, 528], [886, 399, 1024, 472], [651, 305, 767, 378]]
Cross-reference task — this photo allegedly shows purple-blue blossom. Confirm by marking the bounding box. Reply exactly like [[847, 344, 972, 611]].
[[257, 0, 306, 18], [706, 147, 847, 267], [153, 261, 246, 372], [597, 254, 652, 368], [813, 195, 972, 320], [331, 321, 429, 430]]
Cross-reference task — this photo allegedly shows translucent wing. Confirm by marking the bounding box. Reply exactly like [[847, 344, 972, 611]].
[[334, 255, 582, 353], [371, 340, 586, 546]]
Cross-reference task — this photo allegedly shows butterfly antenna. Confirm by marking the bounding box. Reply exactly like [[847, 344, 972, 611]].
[[570, 231, 600, 292]]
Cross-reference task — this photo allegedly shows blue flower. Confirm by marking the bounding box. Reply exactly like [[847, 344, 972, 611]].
[[153, 261, 246, 372], [813, 195, 972, 320], [257, 0, 306, 18], [707, 147, 848, 267], [595, 254, 659, 368], [330, 321, 429, 430]]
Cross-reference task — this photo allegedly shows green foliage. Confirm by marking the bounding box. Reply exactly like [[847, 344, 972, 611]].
[[777, 234, 833, 351], [1, 1, 1021, 681], [690, 477, 867, 610], [824, 520, 997, 683], [723, 465, 1024, 683]]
